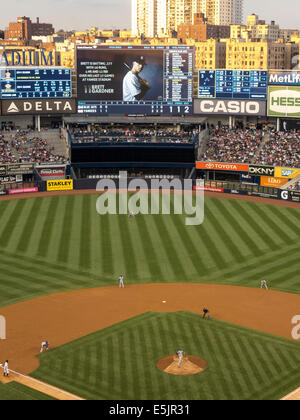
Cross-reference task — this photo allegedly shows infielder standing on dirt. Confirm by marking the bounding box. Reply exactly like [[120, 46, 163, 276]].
[[261, 279, 268, 290], [3, 360, 9, 377], [40, 341, 49, 353], [119, 275, 125, 288]]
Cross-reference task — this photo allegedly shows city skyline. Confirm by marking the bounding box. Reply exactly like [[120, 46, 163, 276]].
[[0, 0, 299, 31]]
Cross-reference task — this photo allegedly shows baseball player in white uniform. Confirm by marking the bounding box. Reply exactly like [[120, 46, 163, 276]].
[[119, 275, 125, 288], [177, 350, 184, 368], [3, 360, 9, 377], [40, 341, 49, 353], [261, 279, 268, 290]]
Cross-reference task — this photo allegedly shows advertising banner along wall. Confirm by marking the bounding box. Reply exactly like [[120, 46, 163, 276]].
[[248, 165, 275, 177], [268, 86, 300, 118], [47, 180, 73, 192], [260, 177, 287, 188], [274, 167, 300, 179], [196, 162, 249, 172]]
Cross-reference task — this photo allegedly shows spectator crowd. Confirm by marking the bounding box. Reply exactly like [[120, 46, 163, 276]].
[[202, 128, 300, 169], [254, 130, 300, 168], [0, 130, 66, 164], [71, 125, 198, 144], [202, 128, 263, 163]]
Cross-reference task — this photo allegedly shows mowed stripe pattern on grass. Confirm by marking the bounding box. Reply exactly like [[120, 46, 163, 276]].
[[0, 195, 299, 307], [31, 312, 300, 400]]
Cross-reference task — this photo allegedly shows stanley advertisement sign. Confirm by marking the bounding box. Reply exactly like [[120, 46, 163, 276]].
[[47, 180, 73, 191]]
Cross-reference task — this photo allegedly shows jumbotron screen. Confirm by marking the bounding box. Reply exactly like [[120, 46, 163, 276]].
[[76, 45, 194, 115], [0, 67, 72, 99], [198, 70, 268, 100]]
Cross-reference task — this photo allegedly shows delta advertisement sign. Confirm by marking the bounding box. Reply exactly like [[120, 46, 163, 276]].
[[268, 86, 300, 117], [1, 99, 76, 115]]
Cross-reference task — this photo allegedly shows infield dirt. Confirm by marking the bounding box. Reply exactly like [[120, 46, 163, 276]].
[[0, 283, 299, 375]]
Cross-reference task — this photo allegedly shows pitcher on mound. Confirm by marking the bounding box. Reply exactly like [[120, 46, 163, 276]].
[[177, 350, 184, 368]]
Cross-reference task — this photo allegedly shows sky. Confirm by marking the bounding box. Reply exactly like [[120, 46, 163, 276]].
[[0, 0, 299, 32]]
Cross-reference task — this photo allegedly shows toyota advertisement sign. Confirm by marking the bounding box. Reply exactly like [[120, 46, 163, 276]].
[[193, 99, 266, 116]]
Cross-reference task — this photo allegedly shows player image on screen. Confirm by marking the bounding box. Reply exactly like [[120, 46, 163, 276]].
[[123, 56, 151, 102], [76, 45, 193, 115]]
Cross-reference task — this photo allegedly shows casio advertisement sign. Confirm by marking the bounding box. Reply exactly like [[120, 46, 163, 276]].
[[1, 99, 76, 115], [248, 165, 275, 177], [193, 99, 266, 116]]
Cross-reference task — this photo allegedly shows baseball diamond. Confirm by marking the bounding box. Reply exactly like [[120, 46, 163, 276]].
[[0, 191, 299, 400]]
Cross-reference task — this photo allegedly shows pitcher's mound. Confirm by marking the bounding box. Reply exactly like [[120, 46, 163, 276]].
[[157, 355, 207, 376]]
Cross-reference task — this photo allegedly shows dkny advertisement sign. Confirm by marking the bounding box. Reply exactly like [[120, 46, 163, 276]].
[[248, 165, 275, 177]]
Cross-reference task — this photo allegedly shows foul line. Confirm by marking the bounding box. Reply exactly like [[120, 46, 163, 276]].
[[281, 387, 300, 400], [0, 366, 85, 400]]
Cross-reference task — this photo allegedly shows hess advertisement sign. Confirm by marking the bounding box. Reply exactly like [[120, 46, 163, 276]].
[[268, 86, 300, 117], [194, 99, 266, 116]]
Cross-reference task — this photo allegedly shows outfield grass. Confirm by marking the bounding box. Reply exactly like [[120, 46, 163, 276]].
[[31, 312, 300, 400], [0, 194, 299, 308], [0, 382, 55, 400]]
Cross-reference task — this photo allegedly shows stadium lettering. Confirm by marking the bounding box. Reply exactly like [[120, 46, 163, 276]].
[[0, 50, 53, 66], [271, 97, 300, 107], [200, 100, 260, 114], [269, 73, 300, 84], [23, 101, 73, 112]]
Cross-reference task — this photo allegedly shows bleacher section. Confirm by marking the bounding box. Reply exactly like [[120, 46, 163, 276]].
[[0, 129, 68, 164]]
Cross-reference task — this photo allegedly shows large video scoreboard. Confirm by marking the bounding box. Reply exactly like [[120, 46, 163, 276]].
[[198, 70, 268, 100], [77, 45, 194, 115], [0, 67, 72, 99]]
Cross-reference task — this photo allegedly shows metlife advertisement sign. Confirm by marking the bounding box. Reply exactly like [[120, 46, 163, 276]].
[[269, 71, 300, 86], [268, 86, 300, 117]]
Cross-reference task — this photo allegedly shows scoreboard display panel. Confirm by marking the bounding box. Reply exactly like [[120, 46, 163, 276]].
[[0, 67, 72, 99], [199, 70, 268, 100], [77, 45, 194, 115]]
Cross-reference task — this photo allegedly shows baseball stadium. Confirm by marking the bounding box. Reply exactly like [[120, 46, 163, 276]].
[[0, 48, 300, 403]]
